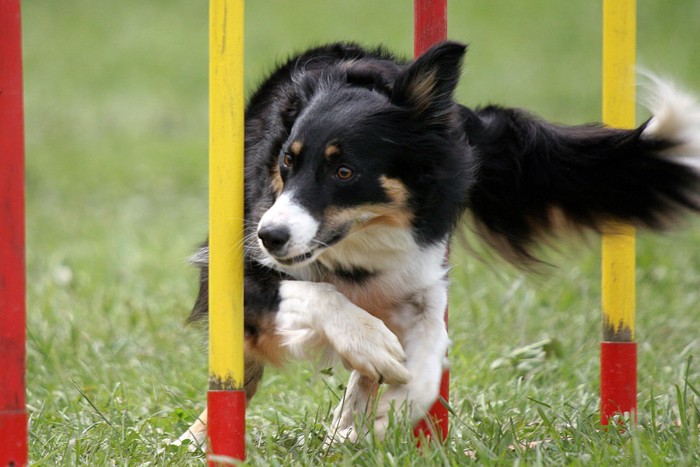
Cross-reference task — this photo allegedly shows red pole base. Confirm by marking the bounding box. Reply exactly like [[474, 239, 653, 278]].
[[600, 341, 637, 426], [207, 390, 246, 466], [0, 411, 28, 467], [413, 368, 449, 443]]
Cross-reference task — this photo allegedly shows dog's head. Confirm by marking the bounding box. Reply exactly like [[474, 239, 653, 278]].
[[257, 42, 472, 268]]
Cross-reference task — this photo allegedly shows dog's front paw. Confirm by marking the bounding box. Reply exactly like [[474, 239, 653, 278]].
[[331, 313, 411, 385], [277, 281, 410, 384]]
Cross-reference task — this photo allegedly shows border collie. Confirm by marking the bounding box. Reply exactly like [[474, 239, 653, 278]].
[[178, 41, 700, 446]]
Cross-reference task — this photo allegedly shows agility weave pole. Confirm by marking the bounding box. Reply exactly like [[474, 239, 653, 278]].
[[0, 0, 29, 465], [207, 0, 246, 463], [412, 0, 450, 442], [205, 1, 452, 455], [600, 0, 637, 425]]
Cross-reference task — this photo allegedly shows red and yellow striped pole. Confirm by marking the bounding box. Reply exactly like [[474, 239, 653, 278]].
[[208, 0, 246, 463], [600, 0, 637, 426], [413, 0, 449, 442], [0, 1, 28, 465]]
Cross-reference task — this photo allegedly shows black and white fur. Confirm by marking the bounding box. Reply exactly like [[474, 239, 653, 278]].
[[177, 42, 700, 447]]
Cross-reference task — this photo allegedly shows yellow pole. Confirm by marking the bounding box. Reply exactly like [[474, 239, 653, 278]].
[[208, 0, 246, 461], [602, 0, 636, 342], [600, 0, 637, 425], [209, 0, 245, 391]]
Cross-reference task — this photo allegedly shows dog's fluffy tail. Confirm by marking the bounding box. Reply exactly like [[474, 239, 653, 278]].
[[462, 77, 700, 262]]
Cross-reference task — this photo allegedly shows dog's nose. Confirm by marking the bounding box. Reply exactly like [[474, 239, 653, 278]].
[[258, 225, 291, 254]]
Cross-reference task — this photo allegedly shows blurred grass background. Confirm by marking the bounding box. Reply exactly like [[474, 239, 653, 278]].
[[21, 0, 699, 464]]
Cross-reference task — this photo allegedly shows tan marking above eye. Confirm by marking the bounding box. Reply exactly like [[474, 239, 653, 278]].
[[290, 140, 303, 156], [324, 144, 341, 160]]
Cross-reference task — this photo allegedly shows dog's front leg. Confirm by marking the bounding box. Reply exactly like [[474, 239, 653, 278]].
[[174, 280, 410, 449], [326, 282, 449, 442], [276, 281, 411, 386]]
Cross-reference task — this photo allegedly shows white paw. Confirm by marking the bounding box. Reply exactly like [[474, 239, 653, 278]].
[[333, 314, 410, 385], [277, 281, 410, 385]]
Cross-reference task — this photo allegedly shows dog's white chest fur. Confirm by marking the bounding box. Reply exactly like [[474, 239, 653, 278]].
[[291, 226, 448, 326]]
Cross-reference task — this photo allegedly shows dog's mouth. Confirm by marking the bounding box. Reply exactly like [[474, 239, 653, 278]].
[[268, 231, 346, 267], [275, 249, 318, 266]]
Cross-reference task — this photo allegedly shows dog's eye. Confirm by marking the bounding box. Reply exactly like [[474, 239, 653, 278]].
[[282, 153, 294, 168], [336, 165, 354, 181]]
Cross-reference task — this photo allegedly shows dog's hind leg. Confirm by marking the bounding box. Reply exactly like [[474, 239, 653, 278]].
[[173, 408, 207, 450], [173, 355, 265, 450], [375, 283, 449, 440], [325, 371, 379, 444]]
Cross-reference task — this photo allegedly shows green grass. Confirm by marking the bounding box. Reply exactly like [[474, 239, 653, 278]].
[[22, 0, 699, 464]]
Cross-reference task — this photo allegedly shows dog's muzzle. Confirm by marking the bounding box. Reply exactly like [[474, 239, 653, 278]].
[[257, 193, 322, 266], [257, 224, 319, 266]]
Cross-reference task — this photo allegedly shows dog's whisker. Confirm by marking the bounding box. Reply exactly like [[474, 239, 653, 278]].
[[311, 238, 330, 249]]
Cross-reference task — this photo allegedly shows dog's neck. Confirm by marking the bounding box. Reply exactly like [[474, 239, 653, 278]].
[[276, 226, 449, 316]]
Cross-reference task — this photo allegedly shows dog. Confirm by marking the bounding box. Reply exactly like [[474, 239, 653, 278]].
[[177, 41, 700, 447]]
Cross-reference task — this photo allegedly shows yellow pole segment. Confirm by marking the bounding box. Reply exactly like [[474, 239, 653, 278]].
[[209, 0, 245, 389], [602, 0, 636, 341]]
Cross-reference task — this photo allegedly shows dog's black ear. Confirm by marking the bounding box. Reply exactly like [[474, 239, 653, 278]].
[[392, 41, 466, 121]]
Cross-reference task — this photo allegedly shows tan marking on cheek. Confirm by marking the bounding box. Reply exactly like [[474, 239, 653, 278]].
[[380, 176, 410, 206], [325, 203, 414, 232], [290, 140, 303, 156], [270, 164, 284, 195], [320, 175, 413, 232], [322, 207, 359, 233], [324, 144, 341, 160], [363, 208, 414, 229]]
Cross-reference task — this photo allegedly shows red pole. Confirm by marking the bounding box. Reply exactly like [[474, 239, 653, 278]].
[[600, 342, 637, 424], [414, 0, 448, 57], [412, 0, 449, 442], [0, 0, 29, 465]]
